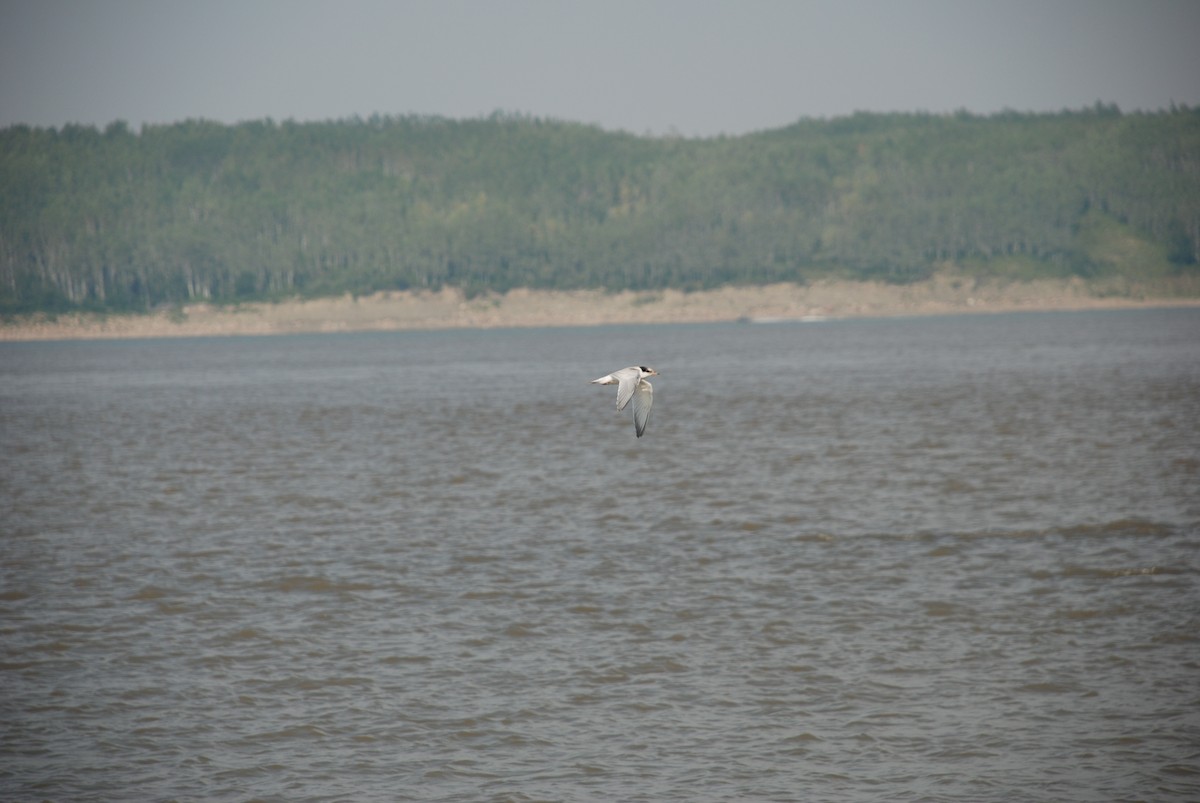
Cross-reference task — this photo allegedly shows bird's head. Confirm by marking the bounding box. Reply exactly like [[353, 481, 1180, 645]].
[[640, 366, 659, 377]]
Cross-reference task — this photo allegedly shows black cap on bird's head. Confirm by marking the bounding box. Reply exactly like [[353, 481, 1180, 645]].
[[640, 365, 659, 375]]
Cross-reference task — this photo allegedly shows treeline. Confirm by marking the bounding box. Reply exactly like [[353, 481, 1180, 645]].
[[1, 105, 1198, 313]]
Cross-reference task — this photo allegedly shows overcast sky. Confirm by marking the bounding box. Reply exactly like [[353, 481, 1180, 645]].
[[2, 0, 1198, 137]]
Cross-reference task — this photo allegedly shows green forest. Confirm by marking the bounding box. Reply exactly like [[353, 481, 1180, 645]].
[[2, 105, 1198, 314]]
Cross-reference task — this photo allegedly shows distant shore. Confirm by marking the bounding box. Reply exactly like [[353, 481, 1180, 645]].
[[3, 276, 1198, 341]]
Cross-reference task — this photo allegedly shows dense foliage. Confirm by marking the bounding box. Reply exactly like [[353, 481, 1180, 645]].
[[2, 106, 1198, 313]]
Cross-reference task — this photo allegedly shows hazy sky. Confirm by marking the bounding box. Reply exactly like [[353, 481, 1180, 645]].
[[2, 0, 1198, 137]]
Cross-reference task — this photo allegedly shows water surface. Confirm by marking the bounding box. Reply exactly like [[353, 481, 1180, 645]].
[[2, 309, 1198, 801]]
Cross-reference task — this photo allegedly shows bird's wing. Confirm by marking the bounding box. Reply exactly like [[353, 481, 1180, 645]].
[[632, 379, 653, 438], [614, 369, 640, 411]]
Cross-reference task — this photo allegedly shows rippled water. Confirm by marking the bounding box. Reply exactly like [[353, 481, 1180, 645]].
[[2, 309, 1199, 801]]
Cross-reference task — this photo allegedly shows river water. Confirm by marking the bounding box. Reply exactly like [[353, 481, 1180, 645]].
[[1, 309, 1198, 801]]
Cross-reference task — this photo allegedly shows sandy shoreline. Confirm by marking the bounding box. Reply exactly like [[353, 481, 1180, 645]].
[[2, 276, 1198, 341]]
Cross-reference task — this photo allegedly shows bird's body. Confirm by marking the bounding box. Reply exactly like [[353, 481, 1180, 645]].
[[590, 365, 658, 438]]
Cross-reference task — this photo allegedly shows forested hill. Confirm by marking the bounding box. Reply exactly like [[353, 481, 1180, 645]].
[[2, 106, 1198, 313]]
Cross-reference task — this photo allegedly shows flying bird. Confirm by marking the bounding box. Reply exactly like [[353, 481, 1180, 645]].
[[590, 365, 659, 438]]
